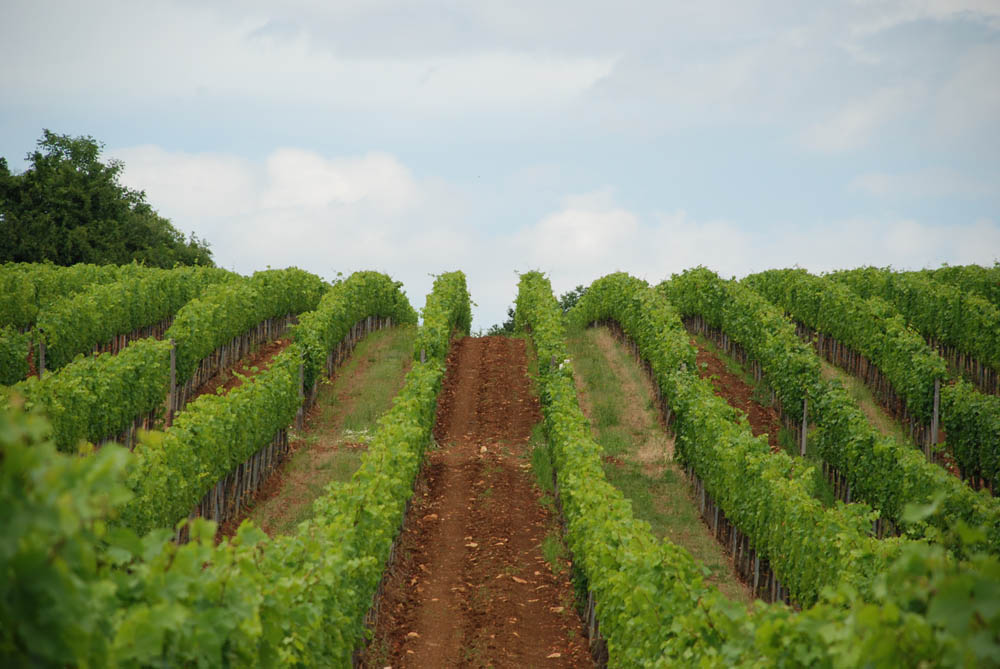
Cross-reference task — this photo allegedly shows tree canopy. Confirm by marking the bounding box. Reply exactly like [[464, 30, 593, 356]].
[[0, 130, 213, 267]]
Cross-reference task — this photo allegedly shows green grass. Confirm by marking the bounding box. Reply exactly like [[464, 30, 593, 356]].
[[529, 423, 555, 495], [245, 325, 416, 535], [264, 449, 365, 534], [337, 325, 416, 433], [290, 325, 415, 444], [541, 533, 566, 576], [820, 361, 911, 444], [565, 323, 752, 605]]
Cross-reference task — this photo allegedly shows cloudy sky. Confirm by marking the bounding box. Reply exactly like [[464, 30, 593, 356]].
[[3, 1, 999, 328]]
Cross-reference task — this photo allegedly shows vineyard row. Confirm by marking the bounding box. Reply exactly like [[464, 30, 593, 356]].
[[664, 268, 1000, 555], [517, 270, 998, 666], [747, 268, 1000, 494], [1, 270, 469, 666]]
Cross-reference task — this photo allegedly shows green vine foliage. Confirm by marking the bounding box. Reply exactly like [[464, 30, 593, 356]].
[[0, 261, 149, 330], [120, 345, 302, 535], [0, 264, 233, 384], [661, 267, 819, 424], [166, 267, 327, 384], [516, 270, 1000, 667], [830, 266, 1000, 373], [0, 325, 31, 385], [1, 270, 469, 666], [11, 338, 171, 452], [943, 380, 1000, 493], [570, 272, 900, 607], [919, 263, 1000, 310], [36, 265, 235, 371], [3, 268, 329, 453], [808, 380, 1000, 555], [0, 398, 133, 665], [122, 270, 417, 536], [413, 271, 472, 361], [744, 268, 947, 422], [744, 268, 1000, 541], [294, 271, 418, 392]]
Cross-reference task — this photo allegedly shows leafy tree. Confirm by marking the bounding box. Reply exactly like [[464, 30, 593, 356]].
[[558, 284, 587, 314], [486, 306, 516, 336], [0, 130, 213, 267]]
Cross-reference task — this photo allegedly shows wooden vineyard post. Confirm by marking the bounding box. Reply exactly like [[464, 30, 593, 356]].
[[38, 338, 46, 379], [295, 358, 305, 429], [928, 377, 941, 461], [420, 348, 427, 364], [800, 395, 808, 457], [167, 339, 177, 427]]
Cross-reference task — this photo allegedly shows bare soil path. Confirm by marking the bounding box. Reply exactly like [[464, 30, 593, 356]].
[[364, 336, 592, 669], [692, 338, 784, 453]]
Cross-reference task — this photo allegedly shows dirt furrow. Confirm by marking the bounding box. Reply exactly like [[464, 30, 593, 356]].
[[693, 339, 784, 452], [364, 336, 592, 668], [190, 337, 295, 402]]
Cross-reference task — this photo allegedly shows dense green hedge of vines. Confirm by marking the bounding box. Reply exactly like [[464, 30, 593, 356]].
[[918, 263, 1000, 310], [831, 266, 1000, 374], [413, 270, 472, 362], [517, 270, 1000, 667], [571, 272, 900, 606], [166, 267, 327, 384], [3, 268, 330, 452], [0, 261, 150, 330], [743, 268, 947, 422], [11, 338, 171, 452], [36, 266, 235, 371], [295, 271, 418, 392], [0, 325, 32, 385], [123, 270, 419, 535], [0, 270, 469, 666], [746, 268, 1000, 514]]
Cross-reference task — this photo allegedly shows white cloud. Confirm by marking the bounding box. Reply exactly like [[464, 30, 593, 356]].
[[516, 190, 1000, 300], [111, 147, 1000, 331], [111, 142, 491, 324], [514, 190, 638, 269], [111, 146, 259, 219], [849, 168, 994, 198], [800, 85, 919, 152], [933, 44, 1000, 137], [847, 0, 1000, 37], [261, 149, 420, 212], [0, 1, 613, 117]]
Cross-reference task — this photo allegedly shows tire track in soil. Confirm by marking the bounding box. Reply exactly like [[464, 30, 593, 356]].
[[693, 339, 784, 453], [363, 336, 592, 668]]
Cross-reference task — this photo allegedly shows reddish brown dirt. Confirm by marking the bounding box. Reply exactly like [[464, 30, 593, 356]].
[[190, 337, 294, 402], [363, 337, 593, 668], [693, 339, 784, 453]]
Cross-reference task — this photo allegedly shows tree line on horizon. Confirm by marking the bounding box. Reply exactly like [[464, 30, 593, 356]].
[[0, 130, 213, 268]]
